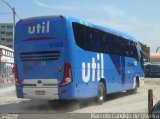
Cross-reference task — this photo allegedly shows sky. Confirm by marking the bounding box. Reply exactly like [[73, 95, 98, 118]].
[[0, 0, 160, 52]]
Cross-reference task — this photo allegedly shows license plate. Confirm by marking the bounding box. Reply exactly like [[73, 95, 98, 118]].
[[35, 90, 45, 95]]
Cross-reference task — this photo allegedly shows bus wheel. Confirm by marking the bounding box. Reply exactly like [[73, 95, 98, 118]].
[[97, 82, 105, 105]]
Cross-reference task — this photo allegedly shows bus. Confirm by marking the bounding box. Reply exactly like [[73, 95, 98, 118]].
[[0, 45, 14, 85], [14, 15, 144, 104]]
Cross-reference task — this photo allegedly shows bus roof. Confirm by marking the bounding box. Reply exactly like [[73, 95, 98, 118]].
[[19, 15, 63, 21], [18, 15, 136, 42], [67, 16, 136, 42]]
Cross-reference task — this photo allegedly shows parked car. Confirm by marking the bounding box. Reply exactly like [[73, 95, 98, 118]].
[[144, 62, 160, 78], [151, 100, 160, 119]]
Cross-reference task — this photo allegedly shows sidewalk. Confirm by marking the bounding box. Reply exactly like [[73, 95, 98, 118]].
[[0, 82, 15, 89], [0, 84, 15, 96]]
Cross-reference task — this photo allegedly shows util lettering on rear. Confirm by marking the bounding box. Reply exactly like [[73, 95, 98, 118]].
[[28, 21, 50, 34], [82, 53, 104, 83]]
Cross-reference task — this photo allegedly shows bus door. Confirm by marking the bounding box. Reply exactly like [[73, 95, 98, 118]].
[[120, 56, 126, 88], [120, 40, 133, 89], [108, 54, 122, 93]]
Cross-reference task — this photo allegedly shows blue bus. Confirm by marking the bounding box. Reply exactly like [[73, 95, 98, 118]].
[[14, 15, 144, 104]]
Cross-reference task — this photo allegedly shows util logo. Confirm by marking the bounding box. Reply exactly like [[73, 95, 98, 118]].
[[28, 21, 50, 34], [82, 53, 104, 83]]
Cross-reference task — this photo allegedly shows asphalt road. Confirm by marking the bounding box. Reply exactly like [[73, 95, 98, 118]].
[[0, 78, 160, 119]]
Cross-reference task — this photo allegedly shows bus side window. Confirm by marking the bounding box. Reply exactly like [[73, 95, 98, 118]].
[[93, 29, 102, 52], [73, 23, 86, 50], [107, 34, 115, 54], [123, 40, 129, 57], [86, 27, 93, 51], [114, 36, 121, 55], [102, 34, 108, 53]]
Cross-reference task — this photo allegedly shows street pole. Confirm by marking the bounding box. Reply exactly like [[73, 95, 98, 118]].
[[12, 7, 15, 49], [1, 0, 16, 49]]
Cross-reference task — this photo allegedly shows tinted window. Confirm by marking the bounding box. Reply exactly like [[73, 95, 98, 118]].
[[1, 31, 5, 34], [72, 22, 138, 58], [1, 38, 5, 41]]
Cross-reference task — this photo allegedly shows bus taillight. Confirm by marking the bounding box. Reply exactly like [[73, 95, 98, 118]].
[[14, 64, 22, 86], [60, 63, 72, 86], [59, 15, 64, 19]]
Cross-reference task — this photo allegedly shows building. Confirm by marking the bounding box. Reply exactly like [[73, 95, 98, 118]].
[[150, 53, 160, 62], [139, 42, 150, 62], [0, 23, 13, 48], [145, 46, 150, 61]]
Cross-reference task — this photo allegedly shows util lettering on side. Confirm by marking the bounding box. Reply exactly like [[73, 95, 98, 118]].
[[28, 21, 50, 34], [82, 53, 104, 83]]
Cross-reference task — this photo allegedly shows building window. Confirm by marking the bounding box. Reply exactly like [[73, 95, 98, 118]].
[[2, 50, 5, 56], [1, 38, 5, 41], [7, 25, 13, 28], [6, 32, 12, 36], [6, 38, 12, 42], [1, 25, 5, 28], [6, 45, 13, 49], [1, 31, 5, 34], [9, 52, 12, 57]]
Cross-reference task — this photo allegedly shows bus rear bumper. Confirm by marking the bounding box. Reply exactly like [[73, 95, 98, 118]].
[[23, 87, 59, 100]]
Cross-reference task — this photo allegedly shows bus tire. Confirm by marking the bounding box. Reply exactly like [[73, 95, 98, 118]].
[[97, 82, 105, 105], [133, 78, 138, 93]]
